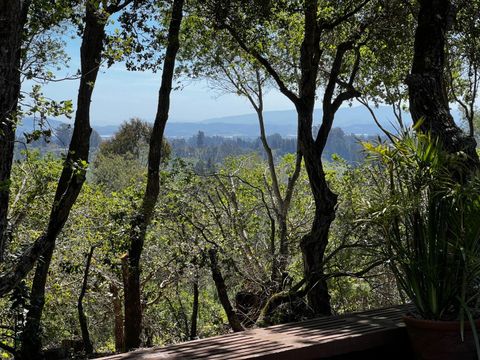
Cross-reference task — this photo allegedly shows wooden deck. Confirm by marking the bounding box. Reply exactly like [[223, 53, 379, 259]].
[[98, 305, 413, 360]]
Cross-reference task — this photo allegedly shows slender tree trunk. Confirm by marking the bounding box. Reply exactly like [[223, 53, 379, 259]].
[[256, 109, 285, 286], [189, 278, 199, 340], [78, 247, 95, 357], [18, 7, 106, 358], [110, 283, 125, 353], [299, 167, 335, 316], [0, 0, 31, 262], [271, 213, 289, 289], [18, 243, 54, 360], [407, 0, 479, 163], [208, 249, 244, 332], [293, 1, 362, 316], [256, 108, 292, 289], [123, 0, 184, 350]]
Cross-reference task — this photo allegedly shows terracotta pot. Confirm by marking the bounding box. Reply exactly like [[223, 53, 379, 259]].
[[403, 315, 480, 360]]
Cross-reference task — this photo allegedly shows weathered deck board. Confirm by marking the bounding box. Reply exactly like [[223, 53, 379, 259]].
[[98, 305, 412, 360]]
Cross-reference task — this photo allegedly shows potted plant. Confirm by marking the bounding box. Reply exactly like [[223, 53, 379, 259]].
[[363, 133, 480, 360]]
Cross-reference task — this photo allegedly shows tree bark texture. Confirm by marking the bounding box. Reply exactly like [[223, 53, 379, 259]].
[[18, 243, 54, 360], [407, 0, 479, 163], [208, 249, 244, 332], [123, 0, 184, 351], [0, 0, 31, 261], [297, 110, 336, 316]]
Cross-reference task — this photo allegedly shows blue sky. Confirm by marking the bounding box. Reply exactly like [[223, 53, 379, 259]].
[[24, 34, 294, 126], [27, 66, 295, 126]]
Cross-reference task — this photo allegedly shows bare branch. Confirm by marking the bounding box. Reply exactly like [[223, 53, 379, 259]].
[[221, 24, 300, 105], [316, 41, 360, 150], [357, 97, 396, 142], [325, 259, 386, 280]]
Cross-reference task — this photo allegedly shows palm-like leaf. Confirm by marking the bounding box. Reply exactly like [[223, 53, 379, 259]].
[[364, 131, 480, 320]]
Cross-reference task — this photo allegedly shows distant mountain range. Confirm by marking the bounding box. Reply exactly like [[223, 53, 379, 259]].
[[18, 106, 462, 139], [161, 106, 411, 138]]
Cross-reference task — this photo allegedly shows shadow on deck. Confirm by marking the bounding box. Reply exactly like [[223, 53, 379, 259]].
[[98, 305, 413, 360]]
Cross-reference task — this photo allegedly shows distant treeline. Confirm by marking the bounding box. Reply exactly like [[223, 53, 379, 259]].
[[15, 124, 377, 166], [170, 129, 377, 165], [14, 123, 102, 159]]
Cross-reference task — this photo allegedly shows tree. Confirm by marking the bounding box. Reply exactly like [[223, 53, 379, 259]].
[[208, 248, 244, 332], [92, 118, 170, 193], [0, 0, 75, 262], [123, 0, 185, 350], [17, 1, 138, 358], [77, 246, 95, 356], [100, 118, 153, 161], [406, 0, 479, 164], [92, 152, 146, 192], [216, 64, 300, 291], [0, 0, 32, 263], [196, 131, 205, 148], [54, 123, 102, 150], [183, 29, 303, 293], [96, 117, 170, 166], [202, 0, 373, 316]]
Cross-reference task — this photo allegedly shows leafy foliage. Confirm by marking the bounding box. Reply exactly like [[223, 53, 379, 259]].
[[363, 132, 480, 320]]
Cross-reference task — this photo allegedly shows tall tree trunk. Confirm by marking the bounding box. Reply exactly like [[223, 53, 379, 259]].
[[294, 1, 362, 316], [0, 0, 31, 261], [208, 249, 244, 332], [189, 278, 199, 340], [18, 6, 106, 358], [123, 0, 184, 350], [78, 246, 95, 357], [407, 0, 479, 163], [18, 243, 54, 360], [296, 104, 336, 316], [294, 0, 333, 316], [299, 146, 336, 316]]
